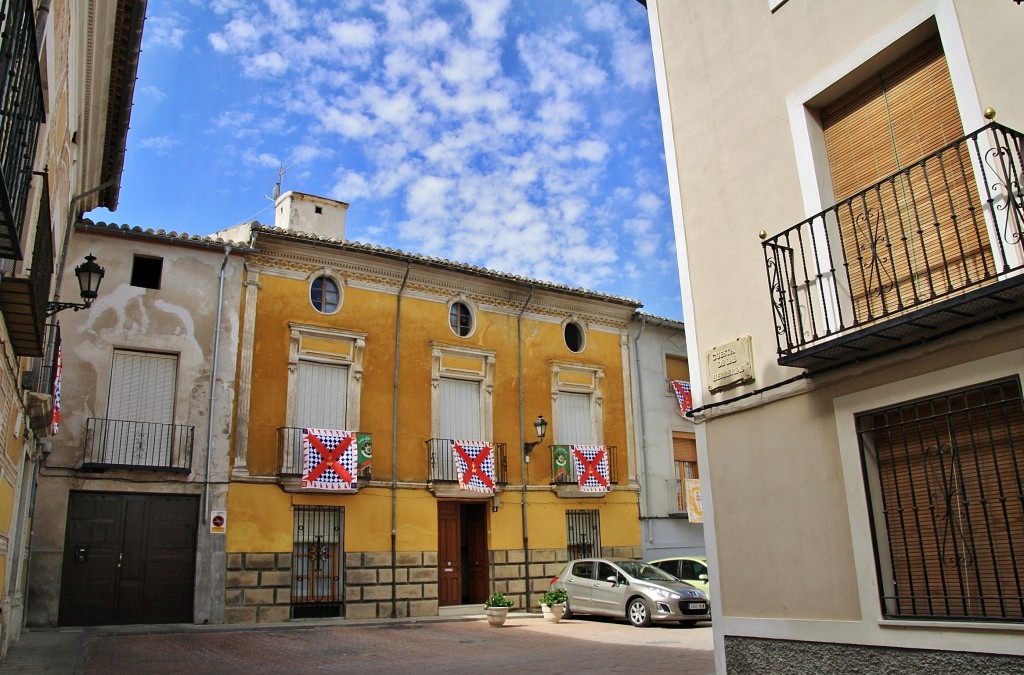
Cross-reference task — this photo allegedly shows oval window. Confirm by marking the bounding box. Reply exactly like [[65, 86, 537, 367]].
[[564, 321, 585, 353], [449, 301, 473, 337], [311, 276, 340, 313]]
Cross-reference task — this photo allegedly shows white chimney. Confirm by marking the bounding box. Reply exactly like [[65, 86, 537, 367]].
[[274, 191, 348, 240]]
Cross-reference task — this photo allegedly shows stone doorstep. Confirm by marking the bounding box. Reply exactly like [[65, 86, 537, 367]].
[[437, 604, 484, 617]]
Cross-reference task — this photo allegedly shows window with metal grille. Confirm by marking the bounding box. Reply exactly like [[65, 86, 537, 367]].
[[291, 506, 343, 619], [857, 378, 1024, 622], [566, 509, 601, 560]]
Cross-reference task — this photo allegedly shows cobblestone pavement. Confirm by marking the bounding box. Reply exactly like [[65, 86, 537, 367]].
[[3, 614, 714, 674]]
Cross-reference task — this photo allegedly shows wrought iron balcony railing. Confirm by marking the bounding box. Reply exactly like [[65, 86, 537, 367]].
[[0, 0, 46, 260], [83, 418, 194, 472], [278, 427, 372, 480], [551, 445, 619, 485], [763, 123, 1024, 370], [0, 170, 52, 356], [426, 438, 508, 485]]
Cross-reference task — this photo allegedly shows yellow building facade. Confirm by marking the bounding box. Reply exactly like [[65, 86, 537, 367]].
[[224, 192, 642, 622]]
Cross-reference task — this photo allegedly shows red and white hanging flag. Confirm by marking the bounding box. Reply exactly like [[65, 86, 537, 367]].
[[451, 439, 496, 493], [571, 444, 610, 492], [671, 380, 693, 415], [302, 428, 358, 490], [52, 347, 63, 435]]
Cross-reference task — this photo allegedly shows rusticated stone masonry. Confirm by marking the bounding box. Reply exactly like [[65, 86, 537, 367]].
[[225, 545, 643, 623], [224, 552, 292, 624], [344, 551, 439, 619]]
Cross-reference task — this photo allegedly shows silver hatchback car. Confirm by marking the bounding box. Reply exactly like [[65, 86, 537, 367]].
[[550, 558, 711, 627]]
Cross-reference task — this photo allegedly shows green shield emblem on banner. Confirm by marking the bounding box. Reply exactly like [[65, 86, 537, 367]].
[[357, 433, 373, 474], [552, 445, 570, 481]]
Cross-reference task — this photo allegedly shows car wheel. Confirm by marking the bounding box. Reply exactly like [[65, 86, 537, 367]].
[[678, 620, 698, 627], [562, 598, 573, 619], [627, 598, 652, 627]]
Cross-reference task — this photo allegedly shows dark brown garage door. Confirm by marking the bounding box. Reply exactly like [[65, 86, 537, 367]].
[[59, 492, 199, 626]]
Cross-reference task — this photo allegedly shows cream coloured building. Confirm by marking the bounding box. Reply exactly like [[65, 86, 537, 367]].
[[643, 0, 1023, 671]]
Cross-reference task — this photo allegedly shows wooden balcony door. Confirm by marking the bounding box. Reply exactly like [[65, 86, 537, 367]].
[[822, 35, 987, 322], [437, 502, 489, 606]]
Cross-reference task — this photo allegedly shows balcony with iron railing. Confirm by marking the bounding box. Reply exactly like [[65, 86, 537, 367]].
[[0, 170, 52, 357], [0, 0, 46, 260], [426, 437, 507, 498], [551, 444, 618, 498], [278, 427, 372, 492], [83, 418, 194, 472], [762, 123, 1024, 371]]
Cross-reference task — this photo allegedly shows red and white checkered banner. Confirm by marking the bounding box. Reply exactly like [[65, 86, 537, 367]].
[[302, 429, 358, 490], [671, 380, 693, 416], [451, 439, 496, 493], [571, 444, 610, 492]]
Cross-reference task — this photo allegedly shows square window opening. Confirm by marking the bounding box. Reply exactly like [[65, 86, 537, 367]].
[[131, 255, 163, 289]]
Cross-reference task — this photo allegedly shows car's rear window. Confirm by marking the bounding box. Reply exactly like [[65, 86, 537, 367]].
[[570, 561, 594, 579]]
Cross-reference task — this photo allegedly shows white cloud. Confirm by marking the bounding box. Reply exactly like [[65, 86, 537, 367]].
[[138, 135, 179, 153], [145, 15, 187, 50], [463, 0, 510, 40], [636, 191, 661, 215], [245, 51, 289, 77], [208, 17, 262, 53], [577, 140, 609, 162], [331, 171, 371, 202], [406, 176, 455, 220], [328, 19, 377, 49], [243, 150, 281, 169]]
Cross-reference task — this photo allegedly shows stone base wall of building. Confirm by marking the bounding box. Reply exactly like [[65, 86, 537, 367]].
[[491, 545, 641, 610], [224, 552, 292, 624], [225, 545, 644, 623], [724, 636, 1024, 674], [344, 551, 439, 619]]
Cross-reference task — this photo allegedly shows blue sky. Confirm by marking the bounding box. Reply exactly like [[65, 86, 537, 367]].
[[90, 0, 683, 320]]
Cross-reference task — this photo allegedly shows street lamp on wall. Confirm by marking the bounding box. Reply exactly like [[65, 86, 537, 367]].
[[523, 415, 548, 453], [46, 253, 105, 317]]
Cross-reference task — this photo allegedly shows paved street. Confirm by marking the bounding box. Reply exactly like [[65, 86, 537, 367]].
[[2, 614, 714, 674]]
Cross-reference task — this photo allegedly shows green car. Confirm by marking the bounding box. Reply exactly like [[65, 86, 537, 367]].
[[648, 556, 710, 598]]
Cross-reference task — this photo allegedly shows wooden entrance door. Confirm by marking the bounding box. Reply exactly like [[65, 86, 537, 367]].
[[437, 502, 489, 606], [59, 492, 199, 626]]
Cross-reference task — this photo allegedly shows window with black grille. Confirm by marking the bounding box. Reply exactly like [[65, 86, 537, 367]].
[[566, 509, 601, 560], [291, 506, 343, 619], [857, 377, 1024, 622]]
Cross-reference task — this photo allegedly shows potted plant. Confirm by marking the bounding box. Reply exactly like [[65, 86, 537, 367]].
[[484, 592, 514, 627], [540, 588, 568, 623]]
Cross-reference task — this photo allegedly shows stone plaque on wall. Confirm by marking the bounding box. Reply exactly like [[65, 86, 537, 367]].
[[706, 336, 754, 392]]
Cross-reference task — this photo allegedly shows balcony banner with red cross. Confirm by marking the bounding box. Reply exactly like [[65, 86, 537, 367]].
[[451, 439, 496, 493], [671, 380, 693, 416], [302, 428, 358, 490], [571, 444, 610, 492], [52, 347, 62, 435]]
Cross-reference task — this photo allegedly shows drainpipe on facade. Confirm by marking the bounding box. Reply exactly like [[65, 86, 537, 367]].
[[516, 285, 534, 608], [390, 262, 411, 619], [631, 316, 654, 546], [202, 246, 232, 524]]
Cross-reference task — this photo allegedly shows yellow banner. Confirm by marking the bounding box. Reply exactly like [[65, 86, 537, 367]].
[[685, 478, 703, 523]]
